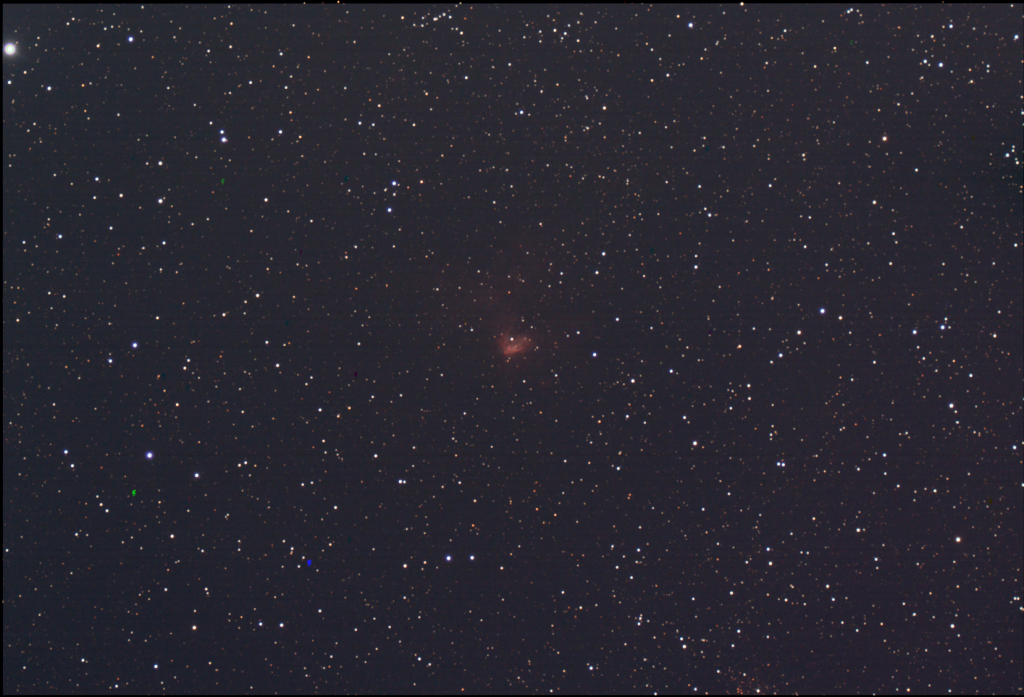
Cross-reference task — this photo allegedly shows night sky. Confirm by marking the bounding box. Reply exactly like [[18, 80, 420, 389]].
[[3, 5, 1022, 694]]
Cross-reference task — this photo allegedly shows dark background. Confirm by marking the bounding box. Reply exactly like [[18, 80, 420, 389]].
[[3, 4, 1021, 694]]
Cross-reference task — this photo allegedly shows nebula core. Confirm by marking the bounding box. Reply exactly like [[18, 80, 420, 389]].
[[500, 332, 532, 357]]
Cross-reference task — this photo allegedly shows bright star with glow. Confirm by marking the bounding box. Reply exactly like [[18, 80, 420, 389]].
[[4, 44, 15, 56]]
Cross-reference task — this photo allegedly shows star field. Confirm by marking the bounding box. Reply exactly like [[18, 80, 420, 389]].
[[3, 5, 1022, 695]]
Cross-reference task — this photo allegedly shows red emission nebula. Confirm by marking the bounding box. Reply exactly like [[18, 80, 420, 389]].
[[417, 223, 592, 369], [500, 332, 533, 357]]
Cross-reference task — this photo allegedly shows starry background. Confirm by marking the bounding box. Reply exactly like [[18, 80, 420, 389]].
[[3, 4, 1022, 695]]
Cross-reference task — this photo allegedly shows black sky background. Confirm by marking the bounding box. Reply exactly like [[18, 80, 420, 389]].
[[3, 4, 1022, 694]]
